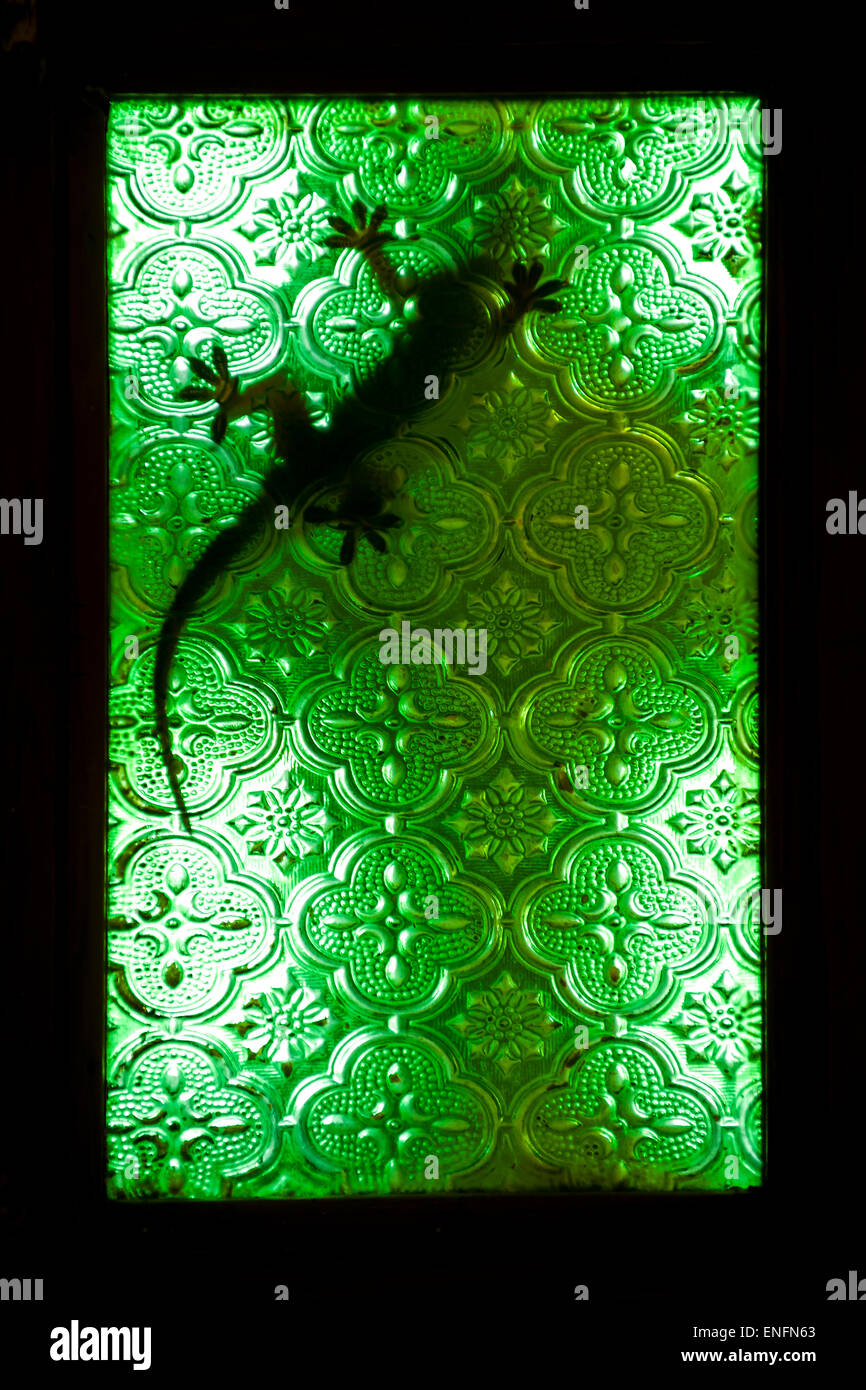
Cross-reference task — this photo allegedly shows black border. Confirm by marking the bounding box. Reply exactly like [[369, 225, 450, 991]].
[[1, 0, 856, 1359]]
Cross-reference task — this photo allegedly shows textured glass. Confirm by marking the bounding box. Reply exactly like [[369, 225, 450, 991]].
[[106, 96, 763, 1198]]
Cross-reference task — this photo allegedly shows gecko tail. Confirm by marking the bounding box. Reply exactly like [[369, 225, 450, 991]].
[[153, 609, 194, 833], [151, 503, 275, 837]]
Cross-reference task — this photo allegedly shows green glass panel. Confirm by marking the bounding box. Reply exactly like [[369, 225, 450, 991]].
[[106, 96, 763, 1198]]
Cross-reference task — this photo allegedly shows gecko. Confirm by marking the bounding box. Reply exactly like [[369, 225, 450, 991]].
[[152, 198, 568, 832]]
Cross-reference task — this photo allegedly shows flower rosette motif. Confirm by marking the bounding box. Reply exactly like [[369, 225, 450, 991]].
[[460, 375, 557, 477], [667, 769, 759, 875], [283, 834, 500, 1017], [444, 766, 559, 877], [289, 639, 495, 820], [449, 971, 558, 1076], [242, 579, 337, 665], [464, 570, 560, 677], [108, 100, 293, 223], [668, 562, 758, 675], [237, 181, 333, 271], [522, 240, 724, 414], [304, 98, 508, 220], [287, 1032, 497, 1193], [108, 830, 280, 1018], [521, 1038, 718, 1188], [675, 379, 760, 474], [228, 968, 332, 1069], [524, 97, 729, 218], [511, 635, 716, 813], [512, 830, 718, 1017], [109, 636, 285, 821], [516, 428, 718, 615], [107, 1039, 281, 1199], [674, 967, 761, 1075], [228, 776, 338, 874], [674, 169, 762, 279], [109, 239, 286, 419], [110, 440, 273, 613], [456, 176, 561, 270], [290, 247, 425, 386]]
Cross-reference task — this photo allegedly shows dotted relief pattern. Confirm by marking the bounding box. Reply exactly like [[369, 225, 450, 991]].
[[106, 96, 763, 1198]]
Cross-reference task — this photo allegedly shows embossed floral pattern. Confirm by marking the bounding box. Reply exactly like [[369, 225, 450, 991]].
[[445, 766, 558, 875], [676, 381, 760, 471], [110, 637, 282, 817], [108, 100, 291, 221], [110, 443, 268, 609], [464, 378, 553, 471], [285, 837, 498, 1014], [239, 188, 333, 270], [533, 245, 723, 410], [461, 176, 559, 265], [450, 972, 557, 1074], [517, 834, 713, 1014], [110, 242, 285, 414], [307, 98, 504, 216], [527, 97, 745, 217], [465, 571, 559, 676], [108, 834, 279, 1015], [524, 640, 711, 809], [243, 583, 335, 661], [107, 1043, 279, 1198], [228, 778, 337, 871], [518, 430, 718, 614], [294, 651, 491, 816], [676, 970, 761, 1072], [670, 565, 758, 672], [527, 1044, 713, 1187], [108, 96, 762, 1198], [289, 1036, 495, 1192], [675, 171, 762, 276], [667, 770, 759, 873], [231, 970, 331, 1068]]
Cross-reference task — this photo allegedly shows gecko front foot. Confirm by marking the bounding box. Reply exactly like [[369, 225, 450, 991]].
[[305, 485, 402, 566], [176, 342, 239, 444], [322, 199, 419, 254], [501, 259, 568, 330], [323, 199, 395, 254]]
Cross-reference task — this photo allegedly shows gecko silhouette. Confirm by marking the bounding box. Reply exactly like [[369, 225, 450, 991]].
[[153, 199, 567, 832]]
